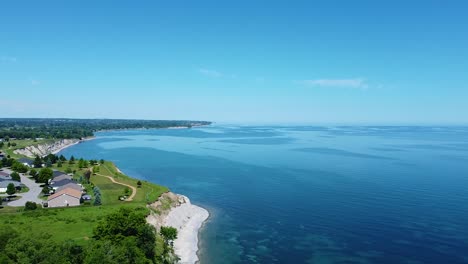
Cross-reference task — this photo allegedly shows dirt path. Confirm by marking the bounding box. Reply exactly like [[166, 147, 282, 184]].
[[95, 173, 137, 201]]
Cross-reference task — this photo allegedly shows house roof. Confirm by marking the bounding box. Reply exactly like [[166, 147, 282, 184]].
[[53, 170, 67, 178], [0, 171, 9, 177], [0, 180, 22, 188], [51, 179, 75, 187], [57, 183, 82, 192], [53, 174, 72, 182], [48, 187, 82, 201], [18, 158, 34, 164]]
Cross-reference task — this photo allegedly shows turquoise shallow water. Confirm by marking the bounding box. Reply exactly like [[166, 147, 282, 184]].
[[59, 125, 468, 263]]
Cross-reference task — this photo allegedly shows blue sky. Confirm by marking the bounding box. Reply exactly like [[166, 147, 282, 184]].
[[1, 1, 467, 124]]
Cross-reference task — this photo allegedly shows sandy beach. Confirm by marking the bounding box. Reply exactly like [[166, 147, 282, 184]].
[[163, 195, 209, 264], [147, 193, 209, 264], [51, 137, 95, 155]]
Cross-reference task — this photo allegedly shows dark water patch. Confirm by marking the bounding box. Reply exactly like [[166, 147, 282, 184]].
[[97, 126, 284, 139], [94, 137, 133, 143], [372, 147, 405, 152], [201, 147, 236, 153], [145, 138, 160, 141], [218, 137, 295, 145], [294, 147, 395, 160], [387, 144, 468, 151]]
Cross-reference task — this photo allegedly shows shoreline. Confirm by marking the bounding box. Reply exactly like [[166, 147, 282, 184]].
[[147, 193, 210, 264], [164, 195, 209, 264], [51, 136, 96, 155]]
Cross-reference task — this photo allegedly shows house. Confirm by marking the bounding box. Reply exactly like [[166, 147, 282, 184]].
[[18, 157, 34, 167], [0, 171, 10, 180], [57, 182, 83, 192], [0, 180, 22, 192], [53, 170, 68, 178], [50, 178, 75, 190], [52, 173, 73, 182], [47, 187, 82, 208]]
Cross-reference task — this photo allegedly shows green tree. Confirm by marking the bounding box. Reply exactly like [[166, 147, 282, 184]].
[[100, 159, 105, 164], [93, 207, 156, 260], [38, 168, 53, 184], [160, 226, 178, 245], [29, 168, 37, 177], [84, 169, 92, 184], [78, 158, 84, 169], [6, 183, 16, 195], [24, 201, 38, 211], [10, 172, 21, 182], [93, 194, 102, 206], [59, 154, 67, 161], [69, 155, 75, 164], [33, 155, 43, 168], [42, 186, 50, 194], [65, 166, 73, 174], [57, 160, 63, 167], [1, 232, 73, 263], [11, 161, 28, 173], [137, 180, 142, 188]]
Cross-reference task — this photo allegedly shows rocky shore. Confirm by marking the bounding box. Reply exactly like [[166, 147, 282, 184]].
[[147, 192, 209, 264]]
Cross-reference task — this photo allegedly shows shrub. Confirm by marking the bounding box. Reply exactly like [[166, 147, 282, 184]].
[[24, 201, 38, 211]]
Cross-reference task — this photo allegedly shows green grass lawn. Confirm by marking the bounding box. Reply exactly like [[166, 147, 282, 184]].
[[0, 203, 148, 245]]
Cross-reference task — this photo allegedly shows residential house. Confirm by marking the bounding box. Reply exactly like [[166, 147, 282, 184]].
[[57, 182, 83, 192], [0, 171, 10, 180], [18, 157, 34, 167], [47, 187, 82, 208], [52, 170, 68, 178], [0, 180, 22, 192], [50, 178, 75, 191]]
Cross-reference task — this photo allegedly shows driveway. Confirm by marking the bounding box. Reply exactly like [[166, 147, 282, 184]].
[[1, 168, 43, 206]]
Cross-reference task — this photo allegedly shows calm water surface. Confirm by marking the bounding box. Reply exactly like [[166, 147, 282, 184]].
[[59, 125, 468, 263]]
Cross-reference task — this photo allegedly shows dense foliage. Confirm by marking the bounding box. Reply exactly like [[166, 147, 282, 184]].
[[0, 207, 178, 264], [0, 118, 211, 139]]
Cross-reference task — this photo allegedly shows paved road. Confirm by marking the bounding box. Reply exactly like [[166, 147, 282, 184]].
[[2, 169, 43, 206]]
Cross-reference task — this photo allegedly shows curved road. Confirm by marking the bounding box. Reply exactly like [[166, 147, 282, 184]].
[[6, 172, 43, 206]]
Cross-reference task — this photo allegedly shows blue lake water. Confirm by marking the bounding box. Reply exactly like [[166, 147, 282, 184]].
[[59, 125, 468, 263]]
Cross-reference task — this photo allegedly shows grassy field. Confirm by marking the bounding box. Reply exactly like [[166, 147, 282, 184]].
[[0, 151, 169, 244]]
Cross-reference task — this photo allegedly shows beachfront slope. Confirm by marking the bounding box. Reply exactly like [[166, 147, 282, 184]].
[[14, 139, 79, 157], [147, 193, 209, 264]]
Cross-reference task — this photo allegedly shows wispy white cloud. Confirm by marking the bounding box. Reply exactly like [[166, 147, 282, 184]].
[[198, 68, 237, 78], [298, 78, 369, 89], [0, 56, 17, 63], [198, 68, 223, 78]]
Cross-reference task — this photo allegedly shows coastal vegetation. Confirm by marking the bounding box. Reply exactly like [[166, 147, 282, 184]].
[[0, 123, 184, 263], [0, 118, 211, 139]]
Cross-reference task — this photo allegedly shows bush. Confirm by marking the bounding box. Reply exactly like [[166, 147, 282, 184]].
[[10, 172, 20, 182], [24, 201, 38, 211]]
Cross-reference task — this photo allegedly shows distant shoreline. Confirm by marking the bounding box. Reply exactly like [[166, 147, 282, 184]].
[[51, 136, 96, 155]]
